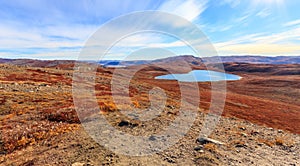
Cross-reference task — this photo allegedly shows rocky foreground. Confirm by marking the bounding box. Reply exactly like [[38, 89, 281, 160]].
[[2, 107, 299, 165]]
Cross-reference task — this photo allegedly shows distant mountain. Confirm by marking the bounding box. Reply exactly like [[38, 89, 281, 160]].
[[99, 55, 203, 67], [205, 55, 300, 64], [0, 58, 13, 63], [0, 59, 75, 68], [102, 55, 300, 66], [152, 55, 203, 65], [99, 60, 148, 67], [0, 55, 299, 68]]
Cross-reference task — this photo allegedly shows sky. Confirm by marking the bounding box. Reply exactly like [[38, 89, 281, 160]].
[[0, 0, 300, 60]]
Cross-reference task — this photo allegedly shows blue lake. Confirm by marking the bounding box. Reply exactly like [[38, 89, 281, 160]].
[[155, 70, 241, 82]]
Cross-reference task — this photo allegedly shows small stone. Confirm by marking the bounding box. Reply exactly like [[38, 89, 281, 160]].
[[102, 130, 110, 134], [118, 120, 130, 127], [257, 142, 263, 146], [241, 133, 248, 137], [251, 131, 260, 135], [165, 157, 176, 163], [118, 120, 138, 128], [166, 105, 175, 109], [72, 162, 85, 166], [40, 83, 47, 86], [194, 145, 203, 151], [240, 127, 246, 131], [278, 130, 283, 133], [235, 143, 247, 148], [197, 137, 224, 145], [149, 135, 156, 141]]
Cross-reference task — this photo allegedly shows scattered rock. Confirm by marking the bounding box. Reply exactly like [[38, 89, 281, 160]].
[[241, 133, 248, 137], [166, 105, 175, 109], [72, 162, 85, 166], [118, 120, 138, 128], [197, 137, 224, 145], [235, 143, 247, 148], [198, 150, 204, 153], [257, 142, 263, 146], [149, 135, 156, 141], [102, 130, 110, 134], [240, 127, 246, 131], [194, 145, 204, 151], [251, 131, 260, 135], [39, 83, 48, 87], [165, 157, 176, 163], [71, 162, 94, 166], [118, 120, 130, 127]]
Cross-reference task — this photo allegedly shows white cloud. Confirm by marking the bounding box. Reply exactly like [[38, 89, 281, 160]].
[[283, 19, 300, 27], [253, 27, 300, 44], [0, 23, 98, 49], [215, 27, 300, 55], [216, 43, 300, 56], [216, 27, 300, 46], [205, 12, 251, 33], [221, 0, 241, 8], [158, 0, 208, 22], [256, 8, 271, 18]]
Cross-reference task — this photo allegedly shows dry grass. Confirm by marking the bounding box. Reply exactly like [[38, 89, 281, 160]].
[[232, 140, 247, 148], [275, 136, 294, 147], [258, 138, 275, 147], [194, 153, 220, 165], [0, 66, 80, 154], [204, 143, 218, 153], [2, 123, 79, 153], [257, 137, 294, 147], [275, 137, 284, 146]]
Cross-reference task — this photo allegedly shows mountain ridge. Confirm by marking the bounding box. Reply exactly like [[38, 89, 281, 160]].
[[0, 55, 299, 69]]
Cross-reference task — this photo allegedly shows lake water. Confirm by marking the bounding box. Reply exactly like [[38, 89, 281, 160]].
[[155, 70, 241, 82]]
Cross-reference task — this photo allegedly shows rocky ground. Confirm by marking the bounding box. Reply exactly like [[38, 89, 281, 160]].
[[1, 111, 299, 165], [0, 61, 299, 165]]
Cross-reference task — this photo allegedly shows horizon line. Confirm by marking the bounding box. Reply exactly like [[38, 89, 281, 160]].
[[1, 54, 300, 61]]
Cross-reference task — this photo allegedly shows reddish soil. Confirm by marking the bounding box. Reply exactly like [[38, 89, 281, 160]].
[[131, 63, 300, 134], [0, 60, 299, 165]]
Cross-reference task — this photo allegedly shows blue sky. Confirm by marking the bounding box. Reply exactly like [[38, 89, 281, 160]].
[[0, 0, 300, 60]]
